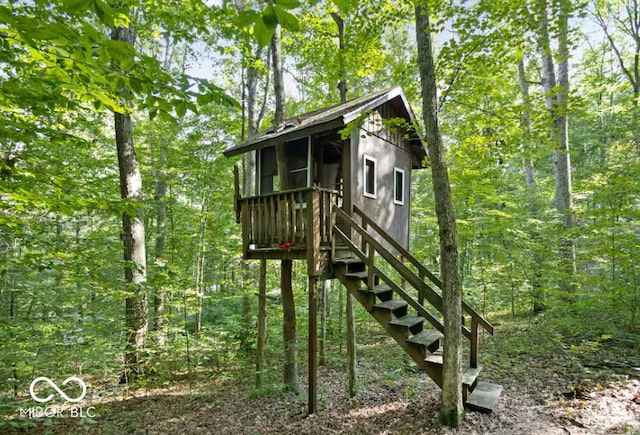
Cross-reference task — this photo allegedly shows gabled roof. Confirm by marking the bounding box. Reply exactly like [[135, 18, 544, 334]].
[[223, 86, 427, 167]]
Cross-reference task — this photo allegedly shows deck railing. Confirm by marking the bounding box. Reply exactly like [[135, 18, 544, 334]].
[[236, 187, 340, 252]]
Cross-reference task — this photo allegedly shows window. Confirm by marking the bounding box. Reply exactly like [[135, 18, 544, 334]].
[[285, 137, 310, 189], [259, 146, 277, 194], [363, 155, 376, 199], [394, 167, 405, 206]]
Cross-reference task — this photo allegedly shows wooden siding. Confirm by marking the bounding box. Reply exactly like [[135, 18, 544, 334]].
[[350, 104, 412, 253]]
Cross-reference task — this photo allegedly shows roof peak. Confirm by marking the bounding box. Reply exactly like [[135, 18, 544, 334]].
[[223, 86, 419, 158]]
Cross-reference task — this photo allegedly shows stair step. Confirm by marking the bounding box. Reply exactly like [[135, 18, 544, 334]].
[[359, 284, 393, 298], [407, 330, 442, 353], [333, 257, 364, 265], [344, 271, 369, 281], [389, 314, 424, 329], [465, 381, 502, 413], [462, 366, 482, 388], [423, 355, 483, 387], [373, 299, 408, 314]]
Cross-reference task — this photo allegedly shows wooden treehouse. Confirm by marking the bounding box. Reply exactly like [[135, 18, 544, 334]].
[[224, 87, 502, 414]]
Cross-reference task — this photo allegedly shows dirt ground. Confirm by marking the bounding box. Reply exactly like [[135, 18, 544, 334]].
[[4, 323, 640, 434], [6, 361, 639, 434]]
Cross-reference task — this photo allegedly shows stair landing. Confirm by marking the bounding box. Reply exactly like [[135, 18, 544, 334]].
[[465, 381, 502, 412]]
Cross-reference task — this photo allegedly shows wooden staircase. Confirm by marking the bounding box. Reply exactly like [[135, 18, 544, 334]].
[[332, 206, 502, 413]]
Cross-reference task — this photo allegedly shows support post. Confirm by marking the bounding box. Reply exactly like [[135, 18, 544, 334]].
[[308, 275, 318, 415], [346, 291, 356, 397], [470, 317, 479, 368], [306, 189, 321, 415], [319, 279, 329, 366], [256, 258, 267, 387]]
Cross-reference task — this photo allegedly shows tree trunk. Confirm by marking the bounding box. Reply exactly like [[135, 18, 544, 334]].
[[271, 25, 286, 133], [113, 22, 148, 381], [415, 2, 464, 426], [536, 0, 576, 291], [331, 12, 347, 101], [517, 57, 545, 313], [243, 41, 268, 384], [330, 11, 356, 395], [594, 0, 640, 127], [270, 23, 300, 393], [319, 279, 328, 366], [281, 259, 300, 393], [153, 139, 167, 345], [257, 258, 267, 387], [346, 289, 356, 397]]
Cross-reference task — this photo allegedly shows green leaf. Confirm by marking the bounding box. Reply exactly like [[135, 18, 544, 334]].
[[275, 0, 301, 9], [332, 0, 351, 12], [254, 15, 276, 47], [275, 7, 299, 32], [262, 5, 278, 26], [175, 100, 186, 117], [236, 10, 260, 27], [63, 0, 91, 13]]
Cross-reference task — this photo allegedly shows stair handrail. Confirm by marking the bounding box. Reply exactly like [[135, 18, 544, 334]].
[[352, 205, 494, 336], [335, 207, 475, 340], [334, 226, 445, 334]]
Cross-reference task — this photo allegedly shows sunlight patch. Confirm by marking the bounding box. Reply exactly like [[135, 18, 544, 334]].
[[348, 401, 406, 418]]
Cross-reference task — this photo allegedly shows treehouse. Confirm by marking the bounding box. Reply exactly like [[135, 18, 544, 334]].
[[224, 86, 426, 270], [224, 87, 501, 414]]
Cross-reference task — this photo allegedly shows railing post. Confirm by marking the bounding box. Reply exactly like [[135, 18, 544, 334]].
[[306, 190, 321, 276], [241, 200, 249, 258], [470, 317, 479, 368], [233, 165, 241, 223], [367, 240, 375, 290]]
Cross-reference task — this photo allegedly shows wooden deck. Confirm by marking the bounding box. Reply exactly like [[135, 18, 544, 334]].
[[235, 187, 340, 266]]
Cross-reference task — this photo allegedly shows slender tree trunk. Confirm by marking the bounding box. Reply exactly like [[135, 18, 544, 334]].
[[257, 258, 267, 387], [517, 58, 536, 195], [272, 25, 285, 132], [153, 139, 167, 345], [536, 0, 576, 291], [346, 291, 356, 397], [270, 24, 299, 393], [194, 191, 209, 336], [113, 20, 148, 381], [244, 43, 269, 383], [330, 11, 356, 395], [331, 12, 347, 101], [416, 2, 464, 426], [517, 57, 545, 313], [594, 0, 640, 131], [319, 279, 328, 366], [281, 259, 300, 393]]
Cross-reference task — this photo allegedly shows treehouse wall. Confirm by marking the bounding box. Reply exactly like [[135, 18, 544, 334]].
[[350, 124, 412, 253]]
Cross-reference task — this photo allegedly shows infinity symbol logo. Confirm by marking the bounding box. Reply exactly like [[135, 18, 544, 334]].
[[29, 376, 87, 403]]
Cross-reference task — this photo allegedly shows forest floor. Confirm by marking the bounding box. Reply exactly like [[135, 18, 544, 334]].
[[4, 316, 640, 434]]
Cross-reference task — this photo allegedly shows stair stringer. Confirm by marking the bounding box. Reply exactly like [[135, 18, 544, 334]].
[[335, 268, 443, 388]]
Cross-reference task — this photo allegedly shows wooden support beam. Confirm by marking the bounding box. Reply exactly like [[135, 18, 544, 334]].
[[346, 291, 356, 398], [256, 258, 267, 387], [470, 317, 479, 368], [308, 275, 318, 415]]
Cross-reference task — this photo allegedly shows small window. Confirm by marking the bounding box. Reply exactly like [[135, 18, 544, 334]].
[[394, 167, 405, 206], [363, 155, 377, 199], [259, 146, 277, 194]]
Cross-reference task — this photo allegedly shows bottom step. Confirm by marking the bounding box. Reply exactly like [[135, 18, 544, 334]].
[[465, 381, 502, 413]]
